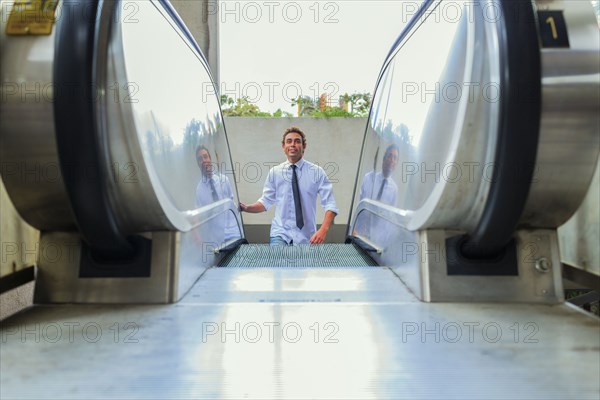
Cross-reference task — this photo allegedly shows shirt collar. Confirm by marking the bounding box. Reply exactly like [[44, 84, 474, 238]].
[[202, 173, 218, 183], [286, 158, 306, 170]]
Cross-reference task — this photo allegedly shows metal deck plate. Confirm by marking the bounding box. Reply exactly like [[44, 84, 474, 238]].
[[1, 267, 599, 399]]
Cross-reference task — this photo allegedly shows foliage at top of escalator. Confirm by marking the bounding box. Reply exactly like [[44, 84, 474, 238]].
[[219, 93, 371, 118], [220, 96, 274, 117]]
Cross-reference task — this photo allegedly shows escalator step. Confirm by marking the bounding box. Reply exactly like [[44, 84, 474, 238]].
[[218, 244, 377, 268]]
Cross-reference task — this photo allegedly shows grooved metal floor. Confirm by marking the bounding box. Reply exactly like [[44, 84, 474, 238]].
[[1, 266, 599, 399], [218, 244, 377, 268]]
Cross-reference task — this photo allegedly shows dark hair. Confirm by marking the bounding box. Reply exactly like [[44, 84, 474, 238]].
[[384, 144, 399, 158], [195, 145, 211, 159], [282, 126, 306, 146]]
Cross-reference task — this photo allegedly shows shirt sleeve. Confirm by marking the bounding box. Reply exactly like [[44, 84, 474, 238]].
[[390, 185, 398, 208], [359, 175, 367, 201], [258, 168, 277, 210], [223, 175, 234, 201], [317, 166, 339, 215], [195, 182, 202, 208]]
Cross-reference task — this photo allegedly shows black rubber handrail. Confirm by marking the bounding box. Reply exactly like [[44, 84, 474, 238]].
[[461, 0, 541, 258], [53, 0, 133, 258]]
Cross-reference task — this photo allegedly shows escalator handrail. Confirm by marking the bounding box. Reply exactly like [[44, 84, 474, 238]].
[[352, 199, 414, 231], [461, 0, 541, 258], [53, 0, 225, 257], [54, 0, 134, 257]]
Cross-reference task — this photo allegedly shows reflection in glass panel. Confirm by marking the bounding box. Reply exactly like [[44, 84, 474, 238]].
[[353, 209, 398, 250], [355, 127, 382, 203], [224, 209, 242, 243], [194, 146, 242, 244], [120, 1, 239, 231], [352, 1, 490, 233], [368, 5, 466, 211], [357, 144, 400, 207]]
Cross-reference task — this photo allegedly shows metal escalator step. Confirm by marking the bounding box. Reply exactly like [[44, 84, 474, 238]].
[[217, 243, 377, 268]]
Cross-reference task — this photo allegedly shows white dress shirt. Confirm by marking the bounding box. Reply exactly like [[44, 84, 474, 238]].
[[258, 158, 338, 244], [359, 171, 398, 207], [356, 171, 398, 246], [195, 173, 240, 243]]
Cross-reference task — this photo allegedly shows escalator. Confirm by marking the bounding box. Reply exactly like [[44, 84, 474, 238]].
[[1, 0, 599, 398]]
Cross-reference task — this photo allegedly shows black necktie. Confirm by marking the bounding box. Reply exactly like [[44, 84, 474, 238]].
[[209, 178, 219, 201], [291, 165, 304, 229], [376, 178, 387, 201]]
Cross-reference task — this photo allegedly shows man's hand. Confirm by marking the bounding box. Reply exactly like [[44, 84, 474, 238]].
[[309, 227, 328, 244], [309, 210, 336, 244], [239, 202, 266, 213]]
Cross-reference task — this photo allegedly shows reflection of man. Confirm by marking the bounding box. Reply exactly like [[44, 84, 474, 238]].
[[195, 145, 239, 242], [355, 144, 399, 245], [239, 126, 338, 245], [359, 144, 399, 206]]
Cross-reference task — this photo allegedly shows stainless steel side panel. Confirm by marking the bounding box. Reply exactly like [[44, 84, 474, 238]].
[[521, 0, 600, 227], [0, 0, 75, 230], [415, 229, 564, 303], [34, 229, 215, 304]]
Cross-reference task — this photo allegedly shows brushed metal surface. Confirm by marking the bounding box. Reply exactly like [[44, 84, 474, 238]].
[[414, 229, 564, 303], [356, 0, 599, 235], [0, 0, 75, 230], [1, 268, 598, 399], [1, 0, 244, 237], [353, 0, 501, 233], [34, 231, 174, 303], [521, 0, 600, 227], [33, 228, 214, 304]]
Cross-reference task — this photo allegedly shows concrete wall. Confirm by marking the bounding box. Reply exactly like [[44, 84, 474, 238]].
[[225, 117, 367, 243], [558, 160, 600, 276], [226, 117, 600, 273]]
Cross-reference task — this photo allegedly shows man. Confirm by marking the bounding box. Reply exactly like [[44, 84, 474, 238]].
[[195, 145, 239, 243], [239, 126, 338, 245], [359, 144, 399, 206], [354, 144, 399, 245]]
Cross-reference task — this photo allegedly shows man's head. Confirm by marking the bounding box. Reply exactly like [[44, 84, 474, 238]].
[[196, 145, 213, 177], [282, 126, 306, 163], [382, 144, 399, 178]]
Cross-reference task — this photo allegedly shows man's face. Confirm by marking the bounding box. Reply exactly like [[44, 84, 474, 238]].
[[282, 132, 305, 163], [197, 149, 213, 176], [382, 148, 399, 178]]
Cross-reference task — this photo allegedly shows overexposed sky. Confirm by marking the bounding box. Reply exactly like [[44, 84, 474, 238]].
[[219, 1, 415, 113]]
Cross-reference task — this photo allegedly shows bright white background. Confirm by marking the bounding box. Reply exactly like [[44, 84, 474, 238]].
[[219, 0, 415, 114]]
